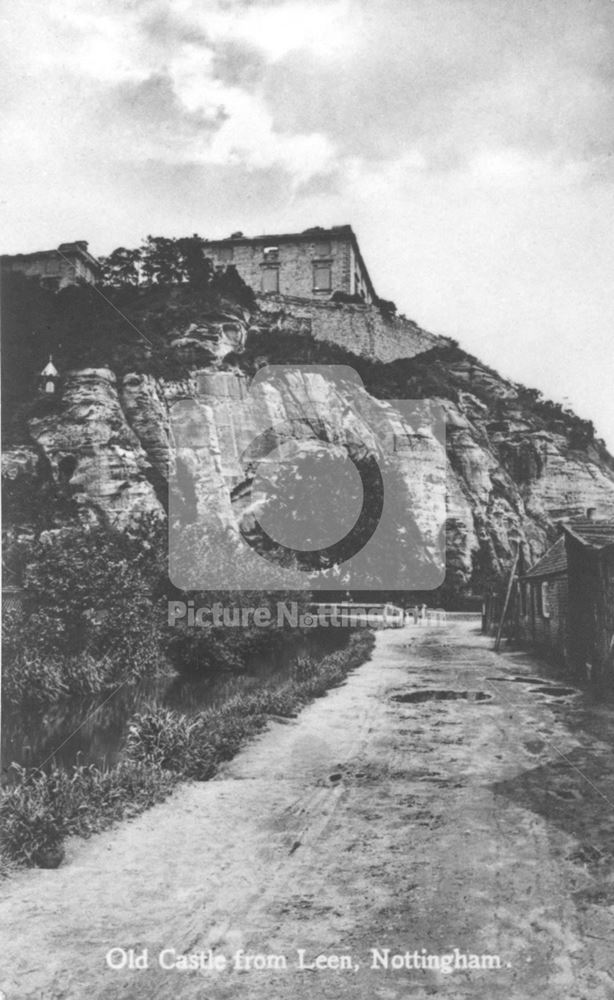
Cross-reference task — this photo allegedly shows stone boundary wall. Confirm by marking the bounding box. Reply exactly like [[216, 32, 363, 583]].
[[256, 294, 445, 363]]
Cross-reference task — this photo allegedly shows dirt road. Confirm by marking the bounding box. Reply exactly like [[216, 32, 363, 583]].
[[2, 622, 614, 999]]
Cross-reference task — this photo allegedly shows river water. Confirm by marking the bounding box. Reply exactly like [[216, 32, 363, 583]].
[[2, 633, 344, 775]]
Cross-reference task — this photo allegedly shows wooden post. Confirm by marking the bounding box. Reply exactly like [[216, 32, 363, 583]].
[[494, 546, 520, 653]]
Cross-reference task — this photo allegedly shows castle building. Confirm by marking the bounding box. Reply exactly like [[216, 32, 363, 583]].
[[1, 241, 101, 290], [203, 225, 377, 303]]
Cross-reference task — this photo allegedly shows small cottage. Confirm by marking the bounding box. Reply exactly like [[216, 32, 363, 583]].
[[517, 514, 614, 683], [518, 535, 569, 663]]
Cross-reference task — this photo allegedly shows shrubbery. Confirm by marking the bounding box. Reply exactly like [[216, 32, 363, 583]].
[[2, 518, 166, 707]]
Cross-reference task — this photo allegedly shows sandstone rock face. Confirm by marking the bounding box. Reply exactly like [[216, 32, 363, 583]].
[[436, 392, 614, 587], [523, 437, 614, 520], [168, 311, 248, 364], [167, 367, 446, 591], [1, 445, 41, 486], [26, 368, 163, 525], [120, 373, 171, 480], [7, 303, 614, 595]]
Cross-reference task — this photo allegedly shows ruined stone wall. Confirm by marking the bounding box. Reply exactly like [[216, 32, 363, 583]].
[[256, 295, 442, 363]]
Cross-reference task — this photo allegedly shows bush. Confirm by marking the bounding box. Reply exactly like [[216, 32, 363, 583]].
[[125, 709, 216, 778], [0, 644, 104, 706], [2, 518, 166, 707]]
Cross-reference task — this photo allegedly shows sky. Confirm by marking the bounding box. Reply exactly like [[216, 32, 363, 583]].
[[2, 0, 613, 446]]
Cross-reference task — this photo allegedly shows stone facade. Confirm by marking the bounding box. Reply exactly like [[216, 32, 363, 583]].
[[204, 225, 375, 302], [1, 241, 101, 290]]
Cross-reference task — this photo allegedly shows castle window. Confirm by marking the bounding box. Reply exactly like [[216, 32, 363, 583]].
[[261, 267, 279, 293], [540, 581, 551, 619], [263, 246, 279, 261], [217, 246, 234, 262], [313, 263, 332, 291], [314, 240, 331, 257]]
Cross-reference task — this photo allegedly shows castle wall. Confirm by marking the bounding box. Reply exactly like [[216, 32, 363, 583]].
[[256, 295, 442, 363]]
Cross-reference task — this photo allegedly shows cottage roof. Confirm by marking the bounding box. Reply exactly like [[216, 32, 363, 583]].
[[523, 536, 567, 579], [563, 520, 614, 550]]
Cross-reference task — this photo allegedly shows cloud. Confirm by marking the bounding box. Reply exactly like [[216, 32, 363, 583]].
[[0, 0, 340, 185], [264, 0, 614, 174], [4, 0, 612, 193]]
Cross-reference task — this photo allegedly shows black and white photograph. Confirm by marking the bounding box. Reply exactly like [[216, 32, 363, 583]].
[[1, 1, 614, 997]]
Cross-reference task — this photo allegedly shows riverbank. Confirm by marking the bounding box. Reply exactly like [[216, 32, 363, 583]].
[[3, 622, 614, 998], [0, 630, 374, 870]]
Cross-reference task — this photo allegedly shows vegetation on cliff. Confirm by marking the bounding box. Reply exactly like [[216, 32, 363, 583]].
[[2, 244, 606, 463], [1, 251, 254, 434]]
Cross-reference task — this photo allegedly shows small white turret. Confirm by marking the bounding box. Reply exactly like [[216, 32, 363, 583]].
[[39, 355, 59, 393]]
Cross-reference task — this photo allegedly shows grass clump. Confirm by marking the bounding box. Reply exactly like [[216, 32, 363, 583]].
[[0, 760, 177, 869]]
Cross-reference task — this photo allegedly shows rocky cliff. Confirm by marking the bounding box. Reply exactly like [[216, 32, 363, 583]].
[[4, 287, 614, 598]]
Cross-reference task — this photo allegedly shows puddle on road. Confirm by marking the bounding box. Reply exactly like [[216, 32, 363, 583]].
[[529, 685, 577, 697], [486, 676, 579, 698], [486, 675, 554, 684], [392, 689, 493, 704]]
